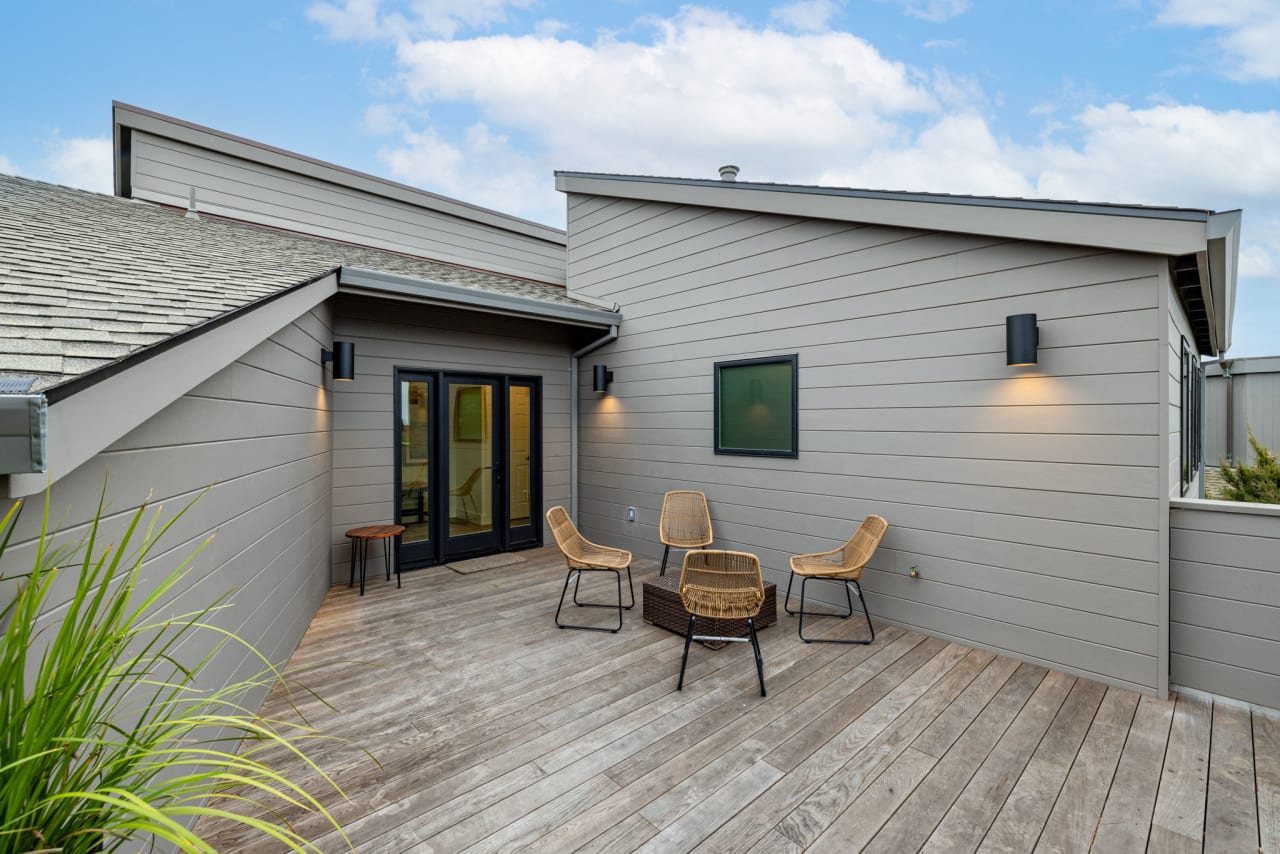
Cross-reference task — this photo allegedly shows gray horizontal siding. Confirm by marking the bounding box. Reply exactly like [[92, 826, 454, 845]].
[[1170, 500, 1280, 707], [130, 131, 566, 285], [0, 303, 334, 720], [329, 296, 574, 580], [1206, 366, 1280, 466], [568, 193, 1165, 693]]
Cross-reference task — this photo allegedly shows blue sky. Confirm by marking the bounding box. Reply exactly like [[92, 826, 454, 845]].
[[2, 0, 1278, 356]]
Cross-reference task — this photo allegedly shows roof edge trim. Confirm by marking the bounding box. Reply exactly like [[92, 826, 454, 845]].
[[555, 172, 1216, 257], [44, 269, 338, 404], [555, 171, 1214, 222], [339, 267, 621, 328], [1206, 209, 1241, 356]]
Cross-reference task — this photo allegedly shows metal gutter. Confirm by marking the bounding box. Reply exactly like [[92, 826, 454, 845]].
[[0, 393, 46, 475], [338, 267, 621, 329], [570, 326, 619, 522]]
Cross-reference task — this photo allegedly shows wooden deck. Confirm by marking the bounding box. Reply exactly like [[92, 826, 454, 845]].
[[200, 546, 1279, 853]]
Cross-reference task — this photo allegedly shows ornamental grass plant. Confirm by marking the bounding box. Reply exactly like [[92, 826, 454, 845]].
[[0, 487, 350, 853]]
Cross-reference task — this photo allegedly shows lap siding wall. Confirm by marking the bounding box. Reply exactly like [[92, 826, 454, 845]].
[[1170, 499, 1280, 708], [567, 193, 1166, 694], [0, 304, 335, 710]]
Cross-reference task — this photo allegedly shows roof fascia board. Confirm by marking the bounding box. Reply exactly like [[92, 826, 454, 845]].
[[555, 173, 1211, 256], [1206, 210, 1241, 355], [0, 273, 338, 499], [1192, 250, 1220, 355], [112, 102, 566, 246], [338, 266, 622, 328]]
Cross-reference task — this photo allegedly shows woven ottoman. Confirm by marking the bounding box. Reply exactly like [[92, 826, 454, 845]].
[[642, 572, 777, 649]]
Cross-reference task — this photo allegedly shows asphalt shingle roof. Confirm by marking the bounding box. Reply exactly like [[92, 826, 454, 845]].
[[0, 174, 589, 392]]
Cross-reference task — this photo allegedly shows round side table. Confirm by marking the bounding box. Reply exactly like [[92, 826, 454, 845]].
[[345, 524, 405, 596]]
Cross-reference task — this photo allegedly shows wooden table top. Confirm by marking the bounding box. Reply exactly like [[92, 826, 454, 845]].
[[345, 524, 406, 540]]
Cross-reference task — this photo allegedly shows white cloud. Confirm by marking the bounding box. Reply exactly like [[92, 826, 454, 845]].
[[41, 137, 112, 194], [379, 123, 557, 218], [361, 102, 409, 135], [770, 0, 839, 33], [1032, 103, 1280, 207], [1158, 0, 1280, 80], [923, 38, 962, 49], [308, 0, 535, 40], [0, 154, 16, 175], [308, 0, 386, 40], [821, 113, 1034, 197], [372, 6, 951, 221], [889, 0, 969, 23]]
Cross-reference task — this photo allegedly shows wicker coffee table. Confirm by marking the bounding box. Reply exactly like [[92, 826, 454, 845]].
[[642, 572, 777, 649]]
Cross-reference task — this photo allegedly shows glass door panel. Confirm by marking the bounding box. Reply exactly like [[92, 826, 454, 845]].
[[445, 378, 501, 557], [396, 374, 435, 566], [509, 385, 531, 527], [507, 382, 538, 547]]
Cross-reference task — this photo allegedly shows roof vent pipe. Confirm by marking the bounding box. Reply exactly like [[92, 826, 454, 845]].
[[719, 165, 739, 182], [185, 187, 200, 220]]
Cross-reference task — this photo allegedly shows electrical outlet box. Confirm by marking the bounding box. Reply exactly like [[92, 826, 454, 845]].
[[626, 506, 636, 522]]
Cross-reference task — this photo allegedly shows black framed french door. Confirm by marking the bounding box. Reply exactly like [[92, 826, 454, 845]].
[[393, 369, 542, 569]]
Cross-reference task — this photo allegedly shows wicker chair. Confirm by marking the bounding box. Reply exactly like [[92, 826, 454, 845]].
[[659, 490, 714, 576], [546, 506, 634, 633], [785, 515, 888, 644], [677, 550, 767, 696]]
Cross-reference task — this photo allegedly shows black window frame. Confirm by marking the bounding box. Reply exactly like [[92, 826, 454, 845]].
[[1179, 336, 1204, 496], [713, 354, 799, 459]]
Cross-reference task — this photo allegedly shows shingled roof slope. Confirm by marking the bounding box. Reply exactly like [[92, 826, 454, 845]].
[[0, 174, 588, 391]]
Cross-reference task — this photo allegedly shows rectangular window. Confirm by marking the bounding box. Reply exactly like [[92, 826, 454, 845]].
[[1180, 336, 1204, 496], [714, 355, 798, 458]]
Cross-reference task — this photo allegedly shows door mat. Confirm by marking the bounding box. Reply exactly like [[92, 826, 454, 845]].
[[447, 553, 528, 574]]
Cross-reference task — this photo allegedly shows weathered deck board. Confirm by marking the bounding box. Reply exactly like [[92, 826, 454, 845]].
[[194, 545, 1275, 852]]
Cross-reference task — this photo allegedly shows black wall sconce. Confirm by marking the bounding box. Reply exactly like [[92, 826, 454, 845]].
[[321, 341, 356, 381], [593, 364, 613, 393], [1006, 314, 1038, 366]]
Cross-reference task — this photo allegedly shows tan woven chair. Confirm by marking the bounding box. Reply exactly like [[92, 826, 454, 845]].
[[659, 490, 713, 576], [677, 550, 767, 696], [785, 515, 888, 645], [546, 506, 634, 633]]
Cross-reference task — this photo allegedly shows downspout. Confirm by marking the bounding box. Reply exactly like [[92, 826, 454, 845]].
[[570, 325, 618, 522], [1221, 360, 1234, 465]]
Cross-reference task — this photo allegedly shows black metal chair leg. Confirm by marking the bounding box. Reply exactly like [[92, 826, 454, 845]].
[[383, 537, 392, 581], [348, 537, 356, 588], [624, 565, 635, 609], [748, 618, 766, 697], [677, 614, 695, 690], [660, 544, 670, 576], [854, 580, 875, 642], [796, 575, 873, 645], [556, 568, 623, 632], [784, 571, 797, 614]]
